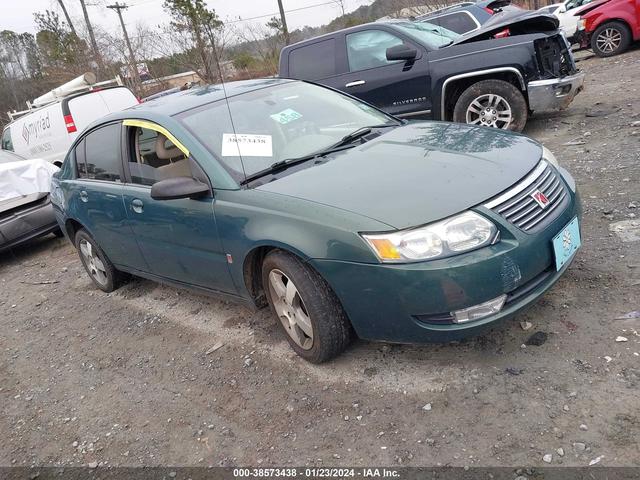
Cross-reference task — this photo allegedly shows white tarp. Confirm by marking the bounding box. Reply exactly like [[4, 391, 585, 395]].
[[0, 159, 59, 203]]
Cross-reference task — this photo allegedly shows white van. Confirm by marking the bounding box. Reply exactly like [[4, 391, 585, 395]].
[[2, 86, 138, 166]]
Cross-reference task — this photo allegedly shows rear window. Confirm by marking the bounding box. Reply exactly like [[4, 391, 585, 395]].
[[426, 12, 479, 34], [288, 39, 337, 80], [77, 123, 122, 182]]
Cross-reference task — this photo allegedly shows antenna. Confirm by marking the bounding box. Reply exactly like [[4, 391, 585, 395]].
[[211, 36, 248, 182]]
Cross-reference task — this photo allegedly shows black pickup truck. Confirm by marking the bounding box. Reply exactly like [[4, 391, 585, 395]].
[[279, 13, 585, 131]]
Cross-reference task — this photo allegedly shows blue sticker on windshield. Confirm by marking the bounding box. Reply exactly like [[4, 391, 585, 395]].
[[270, 108, 303, 124]]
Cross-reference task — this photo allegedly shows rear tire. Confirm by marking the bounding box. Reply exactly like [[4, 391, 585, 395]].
[[74, 229, 123, 293], [453, 79, 527, 132], [591, 21, 631, 57], [262, 250, 353, 363]]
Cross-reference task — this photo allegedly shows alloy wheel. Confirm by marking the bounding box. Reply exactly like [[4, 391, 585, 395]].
[[465, 93, 512, 129], [79, 239, 108, 286], [596, 28, 622, 53], [268, 269, 314, 350]]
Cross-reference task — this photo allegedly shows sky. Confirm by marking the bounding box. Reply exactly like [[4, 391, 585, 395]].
[[2, 0, 371, 36]]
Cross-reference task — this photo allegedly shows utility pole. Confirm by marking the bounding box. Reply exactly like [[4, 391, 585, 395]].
[[56, 0, 77, 36], [107, 2, 140, 93], [276, 0, 290, 45], [79, 0, 104, 75]]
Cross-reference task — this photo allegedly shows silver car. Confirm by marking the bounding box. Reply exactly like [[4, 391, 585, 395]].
[[0, 151, 60, 252]]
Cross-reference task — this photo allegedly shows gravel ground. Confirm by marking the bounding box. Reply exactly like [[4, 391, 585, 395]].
[[1, 47, 640, 469]]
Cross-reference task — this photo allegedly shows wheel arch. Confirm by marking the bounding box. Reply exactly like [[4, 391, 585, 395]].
[[241, 242, 312, 308], [63, 218, 89, 245], [441, 68, 526, 121], [591, 17, 633, 35]]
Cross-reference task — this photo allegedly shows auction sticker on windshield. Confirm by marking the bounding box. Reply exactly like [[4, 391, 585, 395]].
[[221, 133, 272, 157], [270, 108, 303, 124], [552, 216, 581, 271]]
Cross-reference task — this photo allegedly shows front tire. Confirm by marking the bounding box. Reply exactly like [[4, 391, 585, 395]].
[[591, 21, 631, 57], [262, 250, 353, 363], [74, 229, 123, 293], [453, 79, 528, 132]]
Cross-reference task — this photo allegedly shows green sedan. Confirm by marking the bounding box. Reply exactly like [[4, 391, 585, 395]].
[[51, 78, 581, 363]]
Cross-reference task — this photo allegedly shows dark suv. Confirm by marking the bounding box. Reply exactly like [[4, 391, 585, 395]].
[[416, 0, 514, 34], [279, 18, 584, 131]]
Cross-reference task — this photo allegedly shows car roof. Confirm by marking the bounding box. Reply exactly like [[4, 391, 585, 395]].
[[127, 78, 293, 117], [282, 20, 418, 50]]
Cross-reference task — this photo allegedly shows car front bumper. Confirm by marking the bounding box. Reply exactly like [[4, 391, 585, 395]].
[[528, 72, 585, 112], [310, 170, 581, 344], [0, 196, 58, 252]]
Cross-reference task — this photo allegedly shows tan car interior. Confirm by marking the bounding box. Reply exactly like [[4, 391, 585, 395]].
[[131, 127, 192, 184]]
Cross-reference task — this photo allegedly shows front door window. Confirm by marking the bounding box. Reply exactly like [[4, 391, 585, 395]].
[[346, 30, 405, 72], [128, 126, 191, 186]]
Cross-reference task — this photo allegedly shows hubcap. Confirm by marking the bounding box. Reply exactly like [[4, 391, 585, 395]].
[[268, 269, 313, 350], [79, 239, 108, 286], [596, 28, 621, 53], [466, 93, 512, 129]]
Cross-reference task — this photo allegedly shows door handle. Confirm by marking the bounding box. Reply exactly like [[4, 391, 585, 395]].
[[131, 198, 144, 214], [345, 80, 365, 88], [79, 190, 88, 203]]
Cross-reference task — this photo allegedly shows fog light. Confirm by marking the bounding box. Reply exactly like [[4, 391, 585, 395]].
[[451, 295, 507, 323]]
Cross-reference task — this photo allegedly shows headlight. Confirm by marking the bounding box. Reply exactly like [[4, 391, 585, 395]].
[[361, 211, 498, 263], [542, 146, 559, 167], [577, 19, 586, 30]]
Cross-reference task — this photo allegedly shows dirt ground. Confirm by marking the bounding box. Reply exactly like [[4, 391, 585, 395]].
[[2, 48, 640, 469]]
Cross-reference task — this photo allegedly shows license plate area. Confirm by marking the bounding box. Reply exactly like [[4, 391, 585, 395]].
[[552, 216, 581, 271]]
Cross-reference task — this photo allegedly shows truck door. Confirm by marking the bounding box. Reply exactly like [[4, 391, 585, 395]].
[[334, 28, 433, 119]]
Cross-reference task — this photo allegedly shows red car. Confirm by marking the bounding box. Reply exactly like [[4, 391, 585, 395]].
[[576, 0, 640, 56]]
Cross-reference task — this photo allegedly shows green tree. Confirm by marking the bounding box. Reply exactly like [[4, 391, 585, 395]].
[[34, 10, 89, 74], [163, 0, 224, 83]]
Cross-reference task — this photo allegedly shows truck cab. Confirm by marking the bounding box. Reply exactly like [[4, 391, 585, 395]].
[[279, 18, 584, 131]]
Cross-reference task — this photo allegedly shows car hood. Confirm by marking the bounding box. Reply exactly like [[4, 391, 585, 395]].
[[256, 122, 542, 230], [574, 0, 610, 16], [451, 10, 559, 44]]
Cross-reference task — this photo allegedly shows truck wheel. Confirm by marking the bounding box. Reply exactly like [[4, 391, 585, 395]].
[[262, 250, 354, 363], [75, 229, 123, 293], [453, 79, 527, 132], [591, 22, 631, 57]]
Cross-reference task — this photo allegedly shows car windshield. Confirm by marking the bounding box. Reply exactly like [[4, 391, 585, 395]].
[[177, 81, 398, 182], [396, 21, 461, 48]]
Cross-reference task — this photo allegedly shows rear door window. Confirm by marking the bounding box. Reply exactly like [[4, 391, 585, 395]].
[[1, 127, 13, 151], [288, 39, 337, 79], [430, 12, 479, 34], [77, 123, 122, 182], [346, 30, 405, 71]]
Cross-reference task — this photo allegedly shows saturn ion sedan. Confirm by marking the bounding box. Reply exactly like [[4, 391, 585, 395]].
[[51, 78, 581, 363]]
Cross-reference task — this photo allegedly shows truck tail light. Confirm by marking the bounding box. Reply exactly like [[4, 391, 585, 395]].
[[64, 114, 77, 133], [494, 28, 510, 38]]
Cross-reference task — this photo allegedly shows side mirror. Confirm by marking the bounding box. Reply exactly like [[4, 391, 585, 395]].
[[386, 44, 418, 61], [150, 176, 209, 200]]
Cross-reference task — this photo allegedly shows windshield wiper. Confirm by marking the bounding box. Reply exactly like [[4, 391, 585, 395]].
[[240, 144, 356, 185], [240, 124, 395, 185], [329, 124, 393, 150]]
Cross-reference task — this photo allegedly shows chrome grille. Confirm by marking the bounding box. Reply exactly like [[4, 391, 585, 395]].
[[485, 161, 568, 233]]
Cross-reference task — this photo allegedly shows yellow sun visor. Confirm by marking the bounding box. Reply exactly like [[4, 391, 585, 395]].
[[123, 119, 190, 157]]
